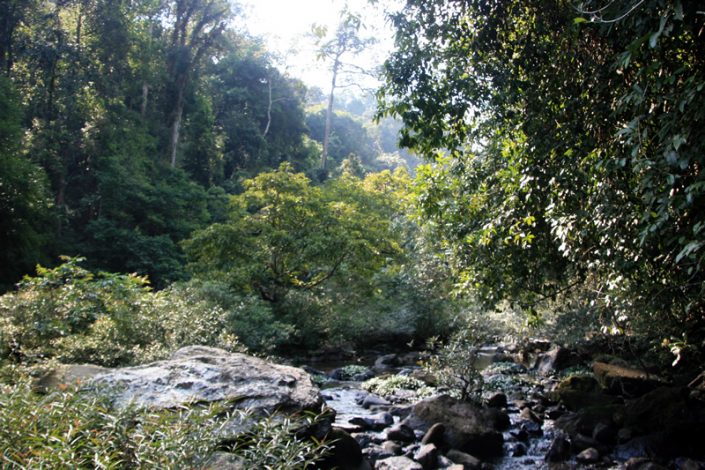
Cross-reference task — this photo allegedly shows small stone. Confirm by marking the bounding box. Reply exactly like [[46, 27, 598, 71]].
[[361, 394, 392, 409], [421, 422, 445, 446], [487, 392, 507, 408], [510, 428, 529, 442], [349, 412, 394, 431], [545, 405, 565, 420], [576, 447, 600, 463], [382, 440, 402, 455], [520, 407, 543, 424], [413, 443, 438, 470], [510, 443, 527, 457], [520, 421, 543, 436], [446, 449, 482, 470], [386, 424, 416, 443]]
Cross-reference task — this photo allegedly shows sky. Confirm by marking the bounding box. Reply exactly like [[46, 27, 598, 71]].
[[239, 0, 397, 93]]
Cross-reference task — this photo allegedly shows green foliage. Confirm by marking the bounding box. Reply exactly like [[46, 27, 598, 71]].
[[226, 411, 331, 469], [0, 381, 227, 468], [0, 77, 51, 290], [0, 381, 329, 469], [423, 333, 485, 402], [380, 0, 705, 353], [185, 165, 404, 345], [306, 109, 378, 169], [362, 374, 434, 400], [0, 257, 241, 366]]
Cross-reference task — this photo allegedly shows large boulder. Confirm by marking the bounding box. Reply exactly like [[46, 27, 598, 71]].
[[593, 362, 666, 397], [402, 395, 507, 458], [550, 374, 621, 411], [91, 346, 323, 414], [536, 345, 578, 376]]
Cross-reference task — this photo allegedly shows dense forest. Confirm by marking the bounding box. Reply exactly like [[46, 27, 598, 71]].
[[1, 0, 704, 468]]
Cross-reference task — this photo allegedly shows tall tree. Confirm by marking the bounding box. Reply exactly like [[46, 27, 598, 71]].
[[165, 0, 232, 168], [313, 9, 375, 174], [380, 0, 705, 348]]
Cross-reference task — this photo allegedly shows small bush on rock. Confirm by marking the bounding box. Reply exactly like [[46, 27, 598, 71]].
[[362, 374, 434, 400]]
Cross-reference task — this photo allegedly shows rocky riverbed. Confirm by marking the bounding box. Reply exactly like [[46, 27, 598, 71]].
[[36, 343, 705, 469], [307, 341, 705, 470]]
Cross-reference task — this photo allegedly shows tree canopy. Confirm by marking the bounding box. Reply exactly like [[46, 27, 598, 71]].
[[380, 0, 705, 348]]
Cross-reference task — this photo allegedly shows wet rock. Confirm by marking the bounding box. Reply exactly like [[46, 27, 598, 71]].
[[486, 392, 507, 408], [382, 440, 403, 455], [359, 393, 391, 409], [91, 346, 323, 413], [551, 374, 620, 411], [571, 433, 598, 452], [536, 346, 577, 376], [386, 424, 416, 443], [402, 395, 506, 458], [674, 457, 704, 470], [576, 447, 600, 463], [520, 421, 543, 437], [593, 362, 666, 397], [510, 443, 527, 457], [545, 433, 571, 462], [319, 428, 367, 470], [363, 446, 394, 466], [421, 422, 445, 446], [374, 456, 423, 470], [519, 407, 543, 424], [446, 449, 482, 470], [593, 422, 617, 444], [554, 405, 621, 439], [413, 443, 438, 470], [349, 412, 394, 431], [373, 354, 401, 374], [624, 458, 668, 470], [545, 405, 566, 420]]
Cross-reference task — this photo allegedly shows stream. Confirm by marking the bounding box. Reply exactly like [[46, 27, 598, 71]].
[[301, 347, 577, 469]]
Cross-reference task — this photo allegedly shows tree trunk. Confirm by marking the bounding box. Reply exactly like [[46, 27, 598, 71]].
[[169, 97, 183, 168], [321, 54, 340, 171], [263, 78, 273, 137], [141, 82, 149, 117]]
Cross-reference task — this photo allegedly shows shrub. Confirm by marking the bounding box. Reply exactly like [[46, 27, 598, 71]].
[[0, 258, 242, 367], [0, 381, 330, 469], [362, 374, 434, 400]]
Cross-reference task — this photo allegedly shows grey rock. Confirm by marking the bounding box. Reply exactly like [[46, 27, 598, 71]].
[[536, 346, 577, 376], [413, 443, 438, 470], [375, 456, 423, 470], [382, 440, 403, 455], [545, 433, 571, 462], [349, 412, 394, 431], [363, 446, 394, 466], [446, 449, 482, 470], [486, 392, 507, 408], [403, 395, 506, 458], [359, 393, 391, 409], [421, 422, 445, 446], [91, 346, 322, 413], [386, 423, 416, 443], [576, 447, 600, 463]]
